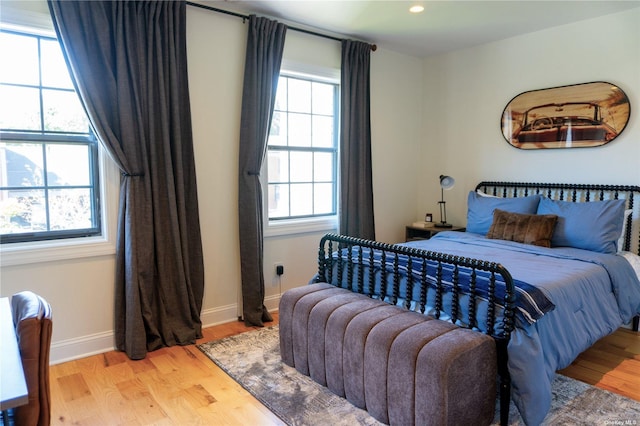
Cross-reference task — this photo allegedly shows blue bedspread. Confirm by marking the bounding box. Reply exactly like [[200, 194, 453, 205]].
[[404, 231, 640, 425]]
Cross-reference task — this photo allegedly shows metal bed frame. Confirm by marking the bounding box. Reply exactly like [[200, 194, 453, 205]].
[[315, 181, 640, 425]]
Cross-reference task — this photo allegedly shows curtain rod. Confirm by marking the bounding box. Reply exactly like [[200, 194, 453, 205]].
[[186, 1, 377, 51]]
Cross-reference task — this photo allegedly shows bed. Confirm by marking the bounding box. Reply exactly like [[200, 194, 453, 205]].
[[314, 181, 640, 426]]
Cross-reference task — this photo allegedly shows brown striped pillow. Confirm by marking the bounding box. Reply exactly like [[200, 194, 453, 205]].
[[487, 209, 558, 248]]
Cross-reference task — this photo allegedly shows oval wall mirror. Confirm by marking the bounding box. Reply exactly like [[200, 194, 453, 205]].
[[501, 81, 630, 149]]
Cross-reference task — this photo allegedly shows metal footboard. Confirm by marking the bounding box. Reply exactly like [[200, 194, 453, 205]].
[[316, 233, 516, 425]]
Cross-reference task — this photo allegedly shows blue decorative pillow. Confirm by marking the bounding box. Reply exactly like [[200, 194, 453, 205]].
[[536, 197, 626, 254], [466, 191, 541, 235]]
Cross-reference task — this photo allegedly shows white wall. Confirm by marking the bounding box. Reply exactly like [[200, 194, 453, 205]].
[[419, 8, 640, 226]]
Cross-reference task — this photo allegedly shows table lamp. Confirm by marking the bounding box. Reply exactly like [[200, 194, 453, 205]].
[[435, 175, 455, 228]]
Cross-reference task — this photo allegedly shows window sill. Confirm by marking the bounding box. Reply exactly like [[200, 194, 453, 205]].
[[264, 216, 338, 238], [0, 236, 116, 267]]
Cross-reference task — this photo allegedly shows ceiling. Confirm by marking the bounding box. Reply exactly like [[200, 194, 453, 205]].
[[198, 0, 640, 57]]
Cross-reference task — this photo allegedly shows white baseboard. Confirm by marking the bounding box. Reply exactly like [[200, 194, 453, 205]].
[[200, 294, 281, 327], [199, 302, 240, 328], [264, 293, 281, 314], [50, 294, 282, 365], [51, 331, 115, 365]]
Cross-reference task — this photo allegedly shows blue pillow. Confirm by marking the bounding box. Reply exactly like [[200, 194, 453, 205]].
[[466, 191, 541, 235], [536, 197, 626, 254]]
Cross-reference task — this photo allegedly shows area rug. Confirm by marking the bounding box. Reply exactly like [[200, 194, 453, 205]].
[[197, 326, 640, 426]]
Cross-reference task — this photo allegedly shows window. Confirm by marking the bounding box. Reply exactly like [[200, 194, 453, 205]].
[[267, 74, 338, 223], [0, 29, 100, 244]]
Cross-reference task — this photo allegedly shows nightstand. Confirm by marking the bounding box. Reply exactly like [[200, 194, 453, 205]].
[[405, 224, 466, 242]]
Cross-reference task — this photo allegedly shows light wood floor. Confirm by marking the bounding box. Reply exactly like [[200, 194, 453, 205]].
[[49, 314, 639, 425], [558, 327, 640, 401]]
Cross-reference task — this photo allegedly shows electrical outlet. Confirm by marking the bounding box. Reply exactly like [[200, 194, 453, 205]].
[[275, 263, 284, 276]]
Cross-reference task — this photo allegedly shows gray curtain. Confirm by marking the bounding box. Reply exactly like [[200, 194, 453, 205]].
[[340, 40, 376, 239], [238, 16, 286, 327], [48, 0, 205, 359]]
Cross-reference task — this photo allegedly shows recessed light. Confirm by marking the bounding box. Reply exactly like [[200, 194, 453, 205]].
[[409, 5, 424, 13]]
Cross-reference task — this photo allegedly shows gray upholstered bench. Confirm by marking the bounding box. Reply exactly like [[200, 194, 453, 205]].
[[279, 282, 497, 426]]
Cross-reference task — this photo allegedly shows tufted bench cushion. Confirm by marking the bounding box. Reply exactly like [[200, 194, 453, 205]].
[[279, 283, 497, 426]]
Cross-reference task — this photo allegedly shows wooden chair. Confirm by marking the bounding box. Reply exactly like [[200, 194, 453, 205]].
[[11, 292, 52, 426]]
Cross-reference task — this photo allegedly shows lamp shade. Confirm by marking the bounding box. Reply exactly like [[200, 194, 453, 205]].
[[440, 175, 455, 190]]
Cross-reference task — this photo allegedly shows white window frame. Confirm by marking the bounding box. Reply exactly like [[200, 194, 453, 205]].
[[0, 12, 118, 266], [264, 61, 340, 238]]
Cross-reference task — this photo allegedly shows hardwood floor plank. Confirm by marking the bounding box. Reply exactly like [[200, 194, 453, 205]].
[[57, 373, 92, 402], [558, 326, 640, 401], [50, 314, 638, 425]]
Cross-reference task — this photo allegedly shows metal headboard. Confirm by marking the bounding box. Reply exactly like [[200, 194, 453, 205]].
[[475, 181, 640, 256]]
